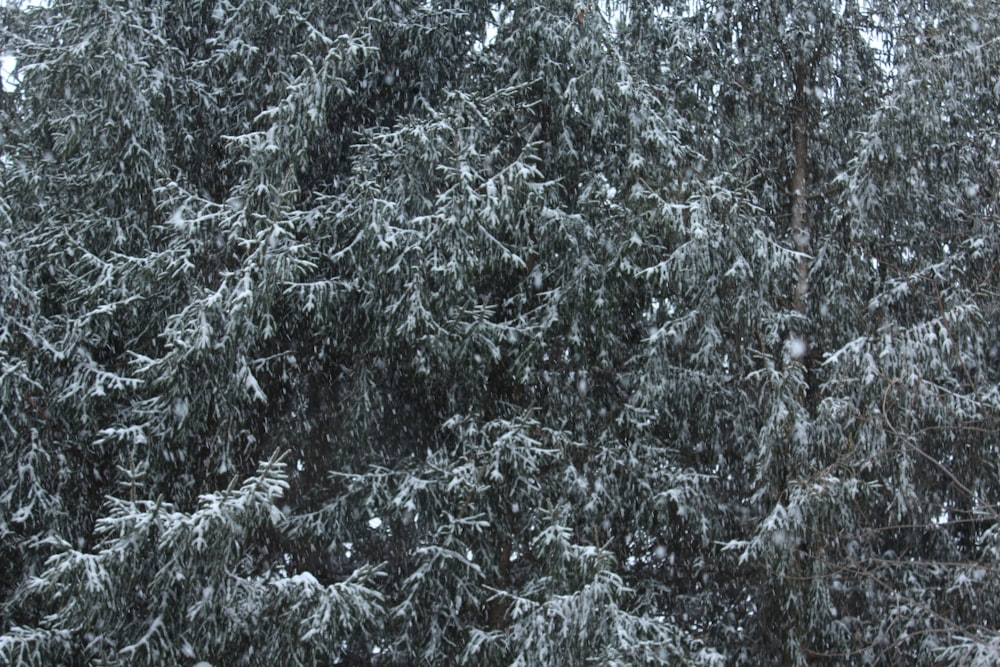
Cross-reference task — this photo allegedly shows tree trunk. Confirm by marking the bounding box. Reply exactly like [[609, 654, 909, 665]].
[[791, 66, 811, 315]]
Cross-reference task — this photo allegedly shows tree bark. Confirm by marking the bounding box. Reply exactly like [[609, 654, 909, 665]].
[[791, 66, 811, 315], [487, 540, 512, 630]]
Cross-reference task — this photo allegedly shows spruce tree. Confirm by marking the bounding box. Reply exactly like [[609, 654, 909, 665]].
[[2, 0, 998, 665], [631, 0, 1000, 663]]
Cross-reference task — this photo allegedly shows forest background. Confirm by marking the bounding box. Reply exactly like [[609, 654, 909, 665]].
[[1, 0, 998, 664]]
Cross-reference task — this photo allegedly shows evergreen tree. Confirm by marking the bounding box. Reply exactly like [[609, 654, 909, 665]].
[[631, 0, 1000, 663], [1, 0, 997, 665]]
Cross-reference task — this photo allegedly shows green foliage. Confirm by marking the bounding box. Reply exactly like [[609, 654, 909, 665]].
[[1, 0, 998, 665], [2, 455, 382, 665]]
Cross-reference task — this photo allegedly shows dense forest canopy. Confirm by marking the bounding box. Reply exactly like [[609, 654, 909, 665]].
[[1, 0, 998, 665]]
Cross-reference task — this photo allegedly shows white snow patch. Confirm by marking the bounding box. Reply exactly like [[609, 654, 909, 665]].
[[788, 336, 808, 360], [173, 398, 189, 421], [1, 54, 17, 92], [243, 367, 267, 402], [168, 205, 188, 231]]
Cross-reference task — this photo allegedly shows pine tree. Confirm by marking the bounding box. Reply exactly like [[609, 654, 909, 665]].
[[821, 1, 1000, 662], [276, 1, 718, 662], [624, 0, 999, 664], [631, 0, 1000, 664], [2, 0, 998, 665], [3, 0, 716, 663]]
